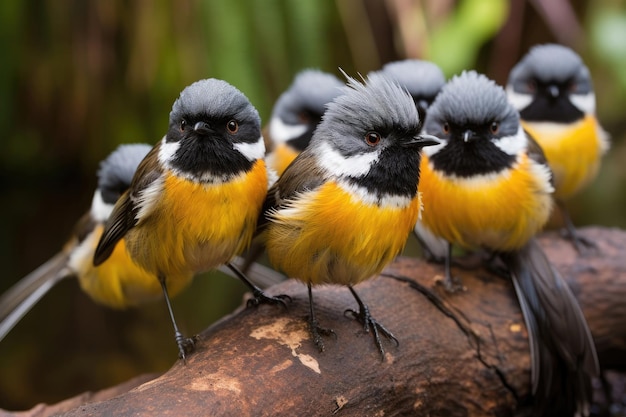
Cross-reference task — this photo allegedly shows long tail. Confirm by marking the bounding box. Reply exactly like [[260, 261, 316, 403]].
[[500, 238, 599, 417], [0, 251, 71, 342]]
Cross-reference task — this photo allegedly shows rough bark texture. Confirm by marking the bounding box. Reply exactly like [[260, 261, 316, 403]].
[[2, 227, 625, 417]]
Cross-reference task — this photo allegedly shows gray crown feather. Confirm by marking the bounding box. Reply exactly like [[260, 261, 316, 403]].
[[378, 59, 446, 98], [508, 44, 589, 84]]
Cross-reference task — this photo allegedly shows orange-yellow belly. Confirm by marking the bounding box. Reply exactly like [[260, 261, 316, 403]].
[[127, 160, 268, 279], [267, 143, 300, 176], [522, 115, 606, 199], [265, 181, 420, 285], [418, 154, 553, 251], [73, 226, 190, 309]]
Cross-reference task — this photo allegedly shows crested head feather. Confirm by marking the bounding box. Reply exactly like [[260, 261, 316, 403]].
[[428, 71, 519, 127], [316, 71, 421, 145], [509, 44, 589, 85], [378, 59, 446, 99], [273, 69, 344, 122], [97, 143, 152, 204], [169, 78, 260, 128]]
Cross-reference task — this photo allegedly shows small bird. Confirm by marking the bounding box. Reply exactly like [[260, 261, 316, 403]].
[[259, 72, 440, 357], [506, 44, 609, 252], [266, 69, 344, 176], [0, 143, 283, 344], [417, 71, 599, 415], [93, 79, 288, 359], [374, 59, 446, 112]]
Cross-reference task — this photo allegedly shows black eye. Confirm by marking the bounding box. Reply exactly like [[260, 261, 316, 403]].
[[227, 120, 239, 134], [490, 121, 500, 134], [180, 119, 187, 132], [442, 122, 450, 134], [365, 131, 381, 146], [527, 79, 537, 93]]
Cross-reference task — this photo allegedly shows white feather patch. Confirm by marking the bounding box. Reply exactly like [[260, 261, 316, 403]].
[[233, 136, 265, 161], [493, 126, 528, 156], [569, 92, 596, 114], [269, 116, 308, 145], [506, 86, 533, 111], [134, 175, 165, 223], [338, 180, 413, 209], [528, 159, 555, 194], [90, 190, 114, 222], [315, 141, 379, 178]]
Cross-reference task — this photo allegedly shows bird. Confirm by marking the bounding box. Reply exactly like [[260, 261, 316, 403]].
[[417, 70, 599, 416], [374, 59, 446, 112], [506, 44, 609, 252], [265, 69, 344, 176], [0, 143, 283, 344], [93, 79, 288, 359], [258, 71, 440, 358]]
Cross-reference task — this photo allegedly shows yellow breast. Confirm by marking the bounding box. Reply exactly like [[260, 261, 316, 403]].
[[522, 115, 608, 199], [267, 143, 300, 176], [127, 160, 268, 278], [265, 181, 420, 286], [418, 154, 553, 251], [73, 226, 191, 309]]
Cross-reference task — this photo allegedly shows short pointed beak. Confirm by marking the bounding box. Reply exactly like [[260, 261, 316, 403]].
[[463, 130, 475, 143], [194, 121, 211, 132], [547, 85, 560, 99], [417, 99, 430, 111], [408, 133, 441, 147]]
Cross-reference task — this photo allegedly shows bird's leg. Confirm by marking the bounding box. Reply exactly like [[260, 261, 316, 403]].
[[345, 285, 398, 360], [437, 242, 466, 292], [158, 274, 195, 361], [558, 200, 597, 254], [226, 262, 291, 308], [307, 282, 335, 352]]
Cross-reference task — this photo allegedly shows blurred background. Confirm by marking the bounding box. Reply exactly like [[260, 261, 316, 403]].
[[0, 0, 624, 411]]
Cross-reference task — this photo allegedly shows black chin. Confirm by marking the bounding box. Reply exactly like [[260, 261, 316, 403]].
[[520, 95, 584, 123]]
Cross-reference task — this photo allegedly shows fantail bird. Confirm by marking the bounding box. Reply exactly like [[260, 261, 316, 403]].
[[258, 72, 440, 358], [265, 69, 344, 176], [0, 143, 283, 344], [93, 79, 289, 359], [506, 44, 609, 252], [373, 59, 446, 112], [417, 71, 599, 416]]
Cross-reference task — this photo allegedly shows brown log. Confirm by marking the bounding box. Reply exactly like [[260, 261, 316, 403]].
[[2, 226, 625, 417]]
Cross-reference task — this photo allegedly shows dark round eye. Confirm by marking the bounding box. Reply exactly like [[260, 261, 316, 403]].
[[180, 119, 187, 131], [527, 79, 537, 93], [442, 122, 450, 134], [490, 121, 500, 134], [365, 131, 381, 146], [227, 120, 239, 134]]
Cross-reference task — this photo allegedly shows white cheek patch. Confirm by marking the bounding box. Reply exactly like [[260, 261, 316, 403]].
[[315, 141, 379, 178], [269, 116, 308, 145], [233, 136, 266, 161], [493, 126, 528, 156], [157, 136, 178, 168], [569, 92, 596, 114], [506, 86, 533, 111], [90, 190, 115, 222], [134, 175, 165, 223]]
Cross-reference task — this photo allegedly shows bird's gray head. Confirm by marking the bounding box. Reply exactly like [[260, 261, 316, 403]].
[[507, 44, 592, 95], [424, 71, 524, 177], [378, 59, 446, 110], [97, 143, 152, 204], [310, 72, 439, 199], [163, 79, 264, 181], [272, 69, 344, 125]]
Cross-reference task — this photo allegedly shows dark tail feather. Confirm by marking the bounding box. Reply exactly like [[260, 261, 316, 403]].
[[0, 251, 71, 341], [500, 238, 599, 416]]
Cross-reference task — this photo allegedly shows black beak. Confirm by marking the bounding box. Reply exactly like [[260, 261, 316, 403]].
[[407, 133, 441, 147], [547, 85, 560, 99], [194, 121, 211, 133], [462, 129, 477, 143]]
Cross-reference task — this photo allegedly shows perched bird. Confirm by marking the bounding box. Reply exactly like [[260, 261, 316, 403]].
[[259, 72, 439, 357], [266, 69, 344, 176], [93, 79, 288, 359], [506, 44, 609, 252], [0, 143, 283, 344], [375, 59, 446, 112], [417, 71, 599, 416]]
